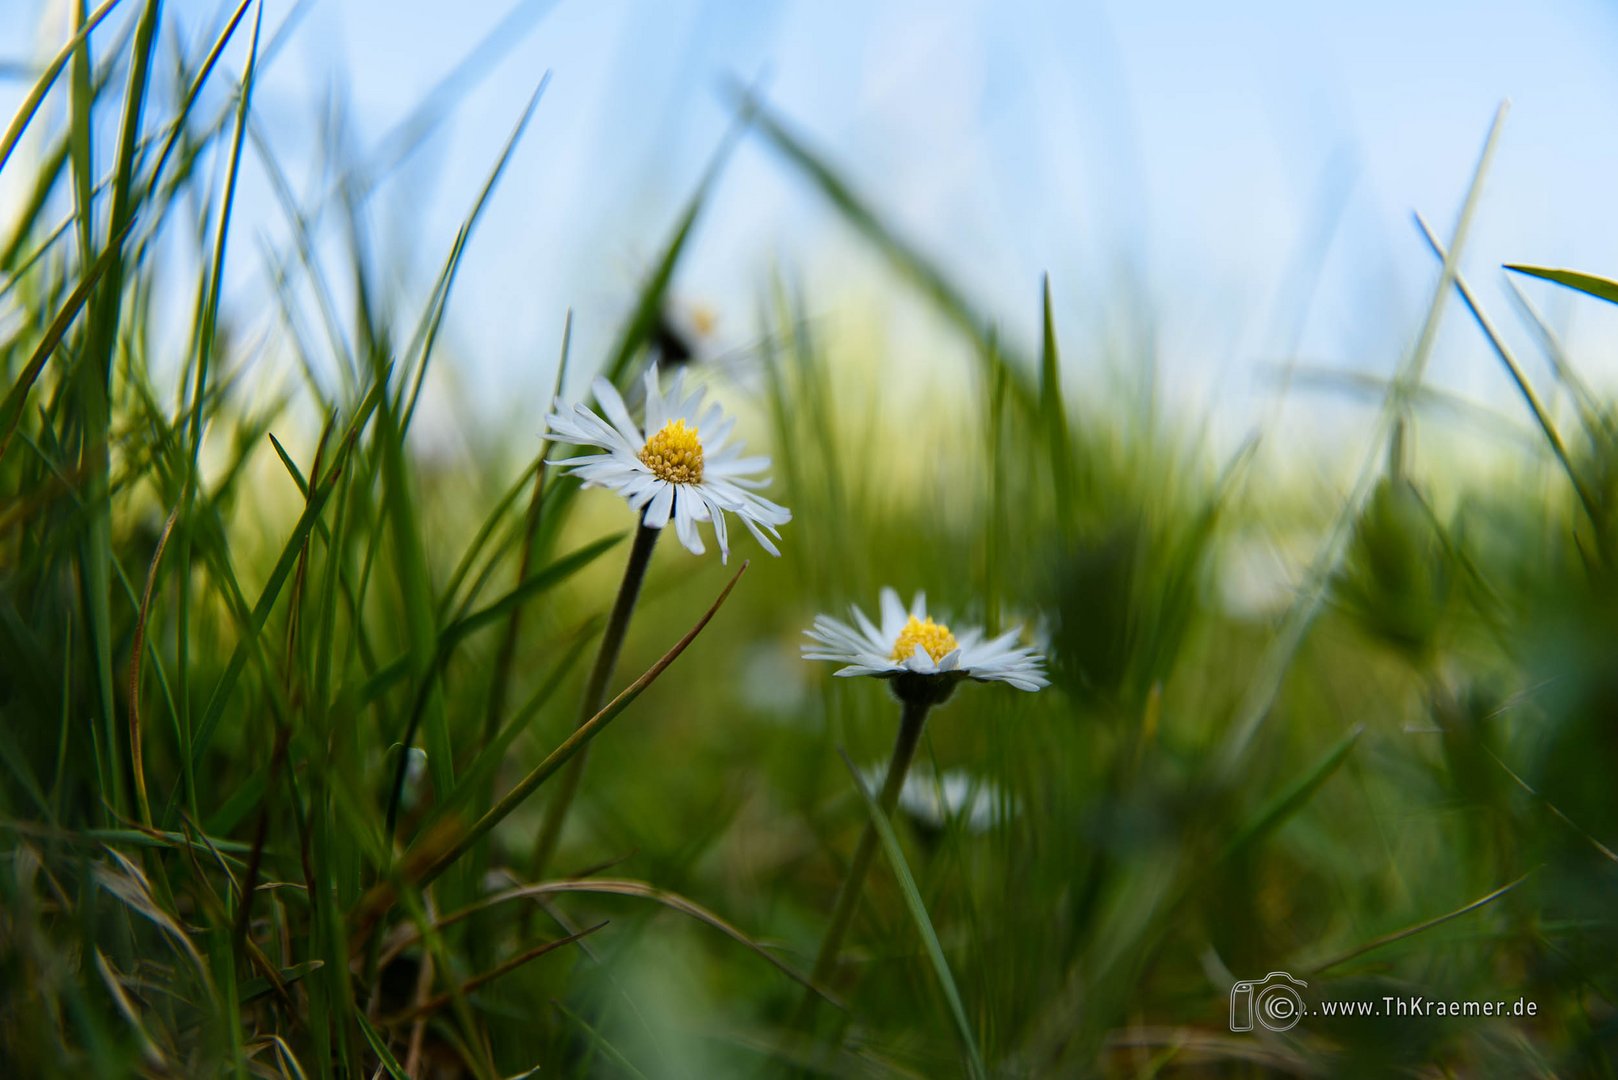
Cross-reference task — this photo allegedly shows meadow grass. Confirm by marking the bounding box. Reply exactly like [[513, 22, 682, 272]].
[[3, 7, 1618, 1077]]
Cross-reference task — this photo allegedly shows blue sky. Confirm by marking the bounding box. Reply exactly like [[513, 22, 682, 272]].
[[7, 0, 1618, 450]]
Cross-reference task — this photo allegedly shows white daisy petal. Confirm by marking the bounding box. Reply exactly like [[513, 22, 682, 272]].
[[672, 490, 706, 556], [644, 484, 675, 529], [879, 588, 907, 640], [851, 603, 886, 652], [705, 454, 772, 477], [702, 413, 737, 453], [590, 376, 644, 447], [643, 364, 667, 432], [698, 490, 730, 562]]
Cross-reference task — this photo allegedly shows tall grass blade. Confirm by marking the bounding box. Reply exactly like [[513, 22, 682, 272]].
[[840, 750, 988, 1080]]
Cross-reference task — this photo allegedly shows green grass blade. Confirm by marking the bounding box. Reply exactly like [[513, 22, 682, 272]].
[[840, 750, 988, 1080], [1217, 104, 1508, 769], [187, 0, 264, 465], [440, 533, 622, 648], [1505, 264, 1618, 306], [179, 383, 379, 791], [551, 1000, 652, 1080], [399, 73, 550, 432], [1418, 215, 1602, 530], [0, 0, 123, 176], [1040, 275, 1075, 526], [1217, 724, 1363, 864], [0, 217, 136, 463], [353, 1011, 410, 1080]]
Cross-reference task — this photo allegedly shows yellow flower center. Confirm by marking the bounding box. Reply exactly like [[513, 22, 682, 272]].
[[690, 304, 718, 338], [638, 419, 704, 484], [891, 615, 958, 663]]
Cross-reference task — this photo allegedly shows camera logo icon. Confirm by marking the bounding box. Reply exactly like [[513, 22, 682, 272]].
[[1229, 971, 1308, 1032]]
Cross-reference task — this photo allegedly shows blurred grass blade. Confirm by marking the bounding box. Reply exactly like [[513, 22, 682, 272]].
[[737, 84, 1034, 412], [1503, 278, 1606, 434], [239, 960, 324, 1006], [383, 922, 606, 1024], [1306, 871, 1532, 975], [1395, 102, 1507, 401], [441, 534, 622, 648], [551, 1000, 651, 1080], [1218, 104, 1507, 769], [840, 750, 988, 1080], [1040, 275, 1074, 525], [382, 535, 622, 839], [1218, 724, 1363, 863], [93, 950, 164, 1069], [1418, 214, 1601, 529], [0, 0, 123, 175], [361, 0, 559, 183], [354, 1012, 409, 1080], [384, 877, 839, 1006], [421, 635, 591, 836], [599, 119, 745, 387], [0, 216, 135, 463]]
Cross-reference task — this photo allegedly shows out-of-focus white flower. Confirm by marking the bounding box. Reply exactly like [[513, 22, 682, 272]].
[[859, 766, 1018, 833]]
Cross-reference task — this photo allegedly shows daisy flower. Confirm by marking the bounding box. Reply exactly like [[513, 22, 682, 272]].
[[797, 588, 1046, 1007], [803, 587, 1048, 692], [542, 365, 791, 561]]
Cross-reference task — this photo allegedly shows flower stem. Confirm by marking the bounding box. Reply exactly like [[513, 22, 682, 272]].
[[531, 521, 660, 877], [797, 694, 932, 1025]]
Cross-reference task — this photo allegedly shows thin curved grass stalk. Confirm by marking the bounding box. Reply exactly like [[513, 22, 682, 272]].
[[530, 521, 661, 877], [1417, 214, 1602, 534], [377, 877, 839, 1007], [350, 560, 747, 943], [380, 921, 608, 1026], [1304, 870, 1534, 976]]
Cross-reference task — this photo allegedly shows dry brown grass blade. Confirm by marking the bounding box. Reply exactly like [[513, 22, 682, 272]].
[[381, 921, 609, 1026], [378, 878, 841, 1009], [95, 848, 213, 991], [94, 948, 168, 1068], [350, 559, 750, 943]]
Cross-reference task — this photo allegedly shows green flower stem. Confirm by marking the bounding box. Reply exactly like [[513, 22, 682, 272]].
[[531, 520, 660, 877], [799, 693, 933, 1023]]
